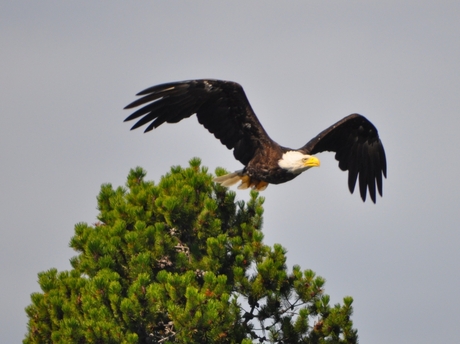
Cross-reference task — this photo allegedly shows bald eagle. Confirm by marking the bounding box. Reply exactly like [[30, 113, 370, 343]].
[[124, 79, 387, 203]]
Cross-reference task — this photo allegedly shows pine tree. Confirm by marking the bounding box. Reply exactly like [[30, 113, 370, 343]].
[[24, 158, 358, 343]]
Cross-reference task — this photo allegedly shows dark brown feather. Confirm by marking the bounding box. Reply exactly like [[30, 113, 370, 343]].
[[124, 79, 274, 165], [300, 113, 387, 203]]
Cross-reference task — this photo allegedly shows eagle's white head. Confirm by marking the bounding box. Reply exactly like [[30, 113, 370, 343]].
[[278, 151, 320, 174]]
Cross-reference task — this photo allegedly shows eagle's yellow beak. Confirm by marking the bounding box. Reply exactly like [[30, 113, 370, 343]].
[[304, 156, 320, 168]]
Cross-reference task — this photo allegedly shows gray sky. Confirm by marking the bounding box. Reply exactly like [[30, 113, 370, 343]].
[[1, 2, 459, 343]]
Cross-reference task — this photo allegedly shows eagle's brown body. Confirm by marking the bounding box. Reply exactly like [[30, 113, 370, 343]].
[[242, 145, 289, 183]]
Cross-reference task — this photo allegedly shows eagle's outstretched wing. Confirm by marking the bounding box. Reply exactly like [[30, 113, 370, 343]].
[[124, 79, 274, 165], [300, 114, 387, 203]]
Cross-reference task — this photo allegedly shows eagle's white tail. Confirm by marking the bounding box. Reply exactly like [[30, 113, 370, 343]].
[[213, 170, 269, 191], [213, 170, 244, 187]]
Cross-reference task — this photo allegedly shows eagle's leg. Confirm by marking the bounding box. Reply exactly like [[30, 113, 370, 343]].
[[254, 180, 269, 191], [237, 175, 251, 189]]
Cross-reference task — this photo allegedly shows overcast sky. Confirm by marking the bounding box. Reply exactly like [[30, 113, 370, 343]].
[[1, 2, 459, 343]]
